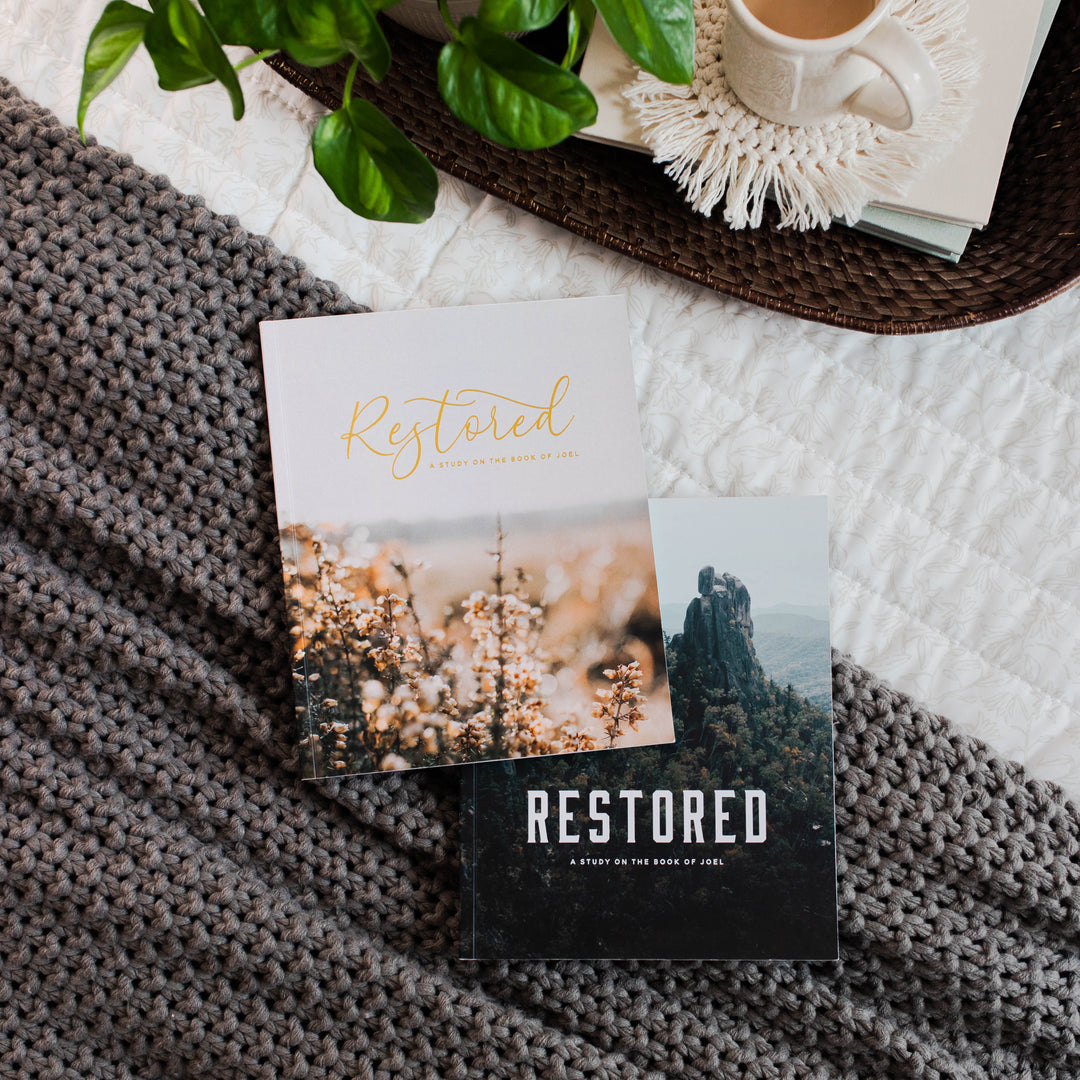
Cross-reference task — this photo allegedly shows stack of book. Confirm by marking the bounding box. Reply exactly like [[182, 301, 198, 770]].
[[262, 297, 840, 961], [578, 0, 1060, 260]]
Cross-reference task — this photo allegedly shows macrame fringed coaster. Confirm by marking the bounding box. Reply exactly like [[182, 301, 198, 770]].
[[624, 0, 980, 229]]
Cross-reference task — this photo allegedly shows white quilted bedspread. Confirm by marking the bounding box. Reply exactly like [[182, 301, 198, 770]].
[[5, 1, 1079, 802]]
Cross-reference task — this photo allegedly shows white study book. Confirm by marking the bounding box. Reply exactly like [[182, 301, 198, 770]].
[[259, 297, 677, 780]]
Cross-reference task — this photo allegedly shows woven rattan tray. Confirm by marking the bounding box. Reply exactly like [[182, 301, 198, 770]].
[[267, 3, 1079, 335]]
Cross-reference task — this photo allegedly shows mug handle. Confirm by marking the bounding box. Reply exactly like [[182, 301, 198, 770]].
[[847, 17, 942, 131]]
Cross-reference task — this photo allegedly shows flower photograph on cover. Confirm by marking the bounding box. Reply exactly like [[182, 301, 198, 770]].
[[261, 298, 674, 778], [282, 508, 669, 777]]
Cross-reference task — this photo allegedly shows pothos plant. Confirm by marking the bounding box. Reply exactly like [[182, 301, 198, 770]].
[[79, 0, 695, 223]]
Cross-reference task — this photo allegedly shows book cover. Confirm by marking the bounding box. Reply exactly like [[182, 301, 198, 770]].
[[259, 297, 674, 779], [871, 0, 1046, 227], [461, 496, 838, 960]]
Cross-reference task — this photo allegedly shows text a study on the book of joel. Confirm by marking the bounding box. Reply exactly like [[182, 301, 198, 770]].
[[259, 296, 676, 781], [462, 495, 838, 962]]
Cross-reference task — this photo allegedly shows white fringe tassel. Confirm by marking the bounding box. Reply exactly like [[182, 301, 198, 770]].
[[624, 0, 981, 230]]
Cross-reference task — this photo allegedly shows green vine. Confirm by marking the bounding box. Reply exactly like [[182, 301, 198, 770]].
[[79, 0, 694, 224]]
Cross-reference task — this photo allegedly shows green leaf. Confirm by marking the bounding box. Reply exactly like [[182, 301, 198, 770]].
[[592, 0, 693, 83], [280, 0, 346, 65], [438, 18, 597, 149], [144, 5, 214, 89], [143, 0, 246, 119], [199, 0, 291, 49], [312, 99, 438, 222], [477, 0, 567, 34], [168, 0, 246, 116], [78, 1, 152, 139], [564, 0, 596, 68], [284, 0, 390, 79]]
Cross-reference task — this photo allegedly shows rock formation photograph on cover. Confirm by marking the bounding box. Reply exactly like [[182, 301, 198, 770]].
[[260, 298, 674, 779], [461, 496, 838, 960]]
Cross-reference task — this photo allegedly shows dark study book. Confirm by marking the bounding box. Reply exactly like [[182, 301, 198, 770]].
[[461, 496, 839, 960]]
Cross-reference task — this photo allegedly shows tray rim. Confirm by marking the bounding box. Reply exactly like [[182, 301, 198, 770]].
[[264, 18, 1080, 336]]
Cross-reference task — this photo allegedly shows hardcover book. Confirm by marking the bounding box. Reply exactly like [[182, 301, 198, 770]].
[[259, 297, 674, 779], [461, 496, 838, 960]]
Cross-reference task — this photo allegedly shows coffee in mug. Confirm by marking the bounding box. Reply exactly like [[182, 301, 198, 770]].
[[744, 0, 875, 39]]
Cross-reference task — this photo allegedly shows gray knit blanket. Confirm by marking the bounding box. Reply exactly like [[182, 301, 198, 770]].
[[1, 78, 1078, 1080]]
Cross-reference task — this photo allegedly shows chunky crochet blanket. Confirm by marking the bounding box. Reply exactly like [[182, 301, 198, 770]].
[[1, 79, 1078, 1080]]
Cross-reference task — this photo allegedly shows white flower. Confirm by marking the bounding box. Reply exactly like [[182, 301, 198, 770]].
[[417, 677, 444, 708]]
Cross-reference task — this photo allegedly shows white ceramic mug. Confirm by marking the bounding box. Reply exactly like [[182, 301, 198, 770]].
[[723, 0, 942, 129]]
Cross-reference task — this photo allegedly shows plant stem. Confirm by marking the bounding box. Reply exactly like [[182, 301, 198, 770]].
[[393, 560, 434, 668], [343, 56, 360, 107], [234, 48, 279, 72], [561, 22, 576, 69], [437, 0, 459, 38], [490, 521, 508, 758]]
